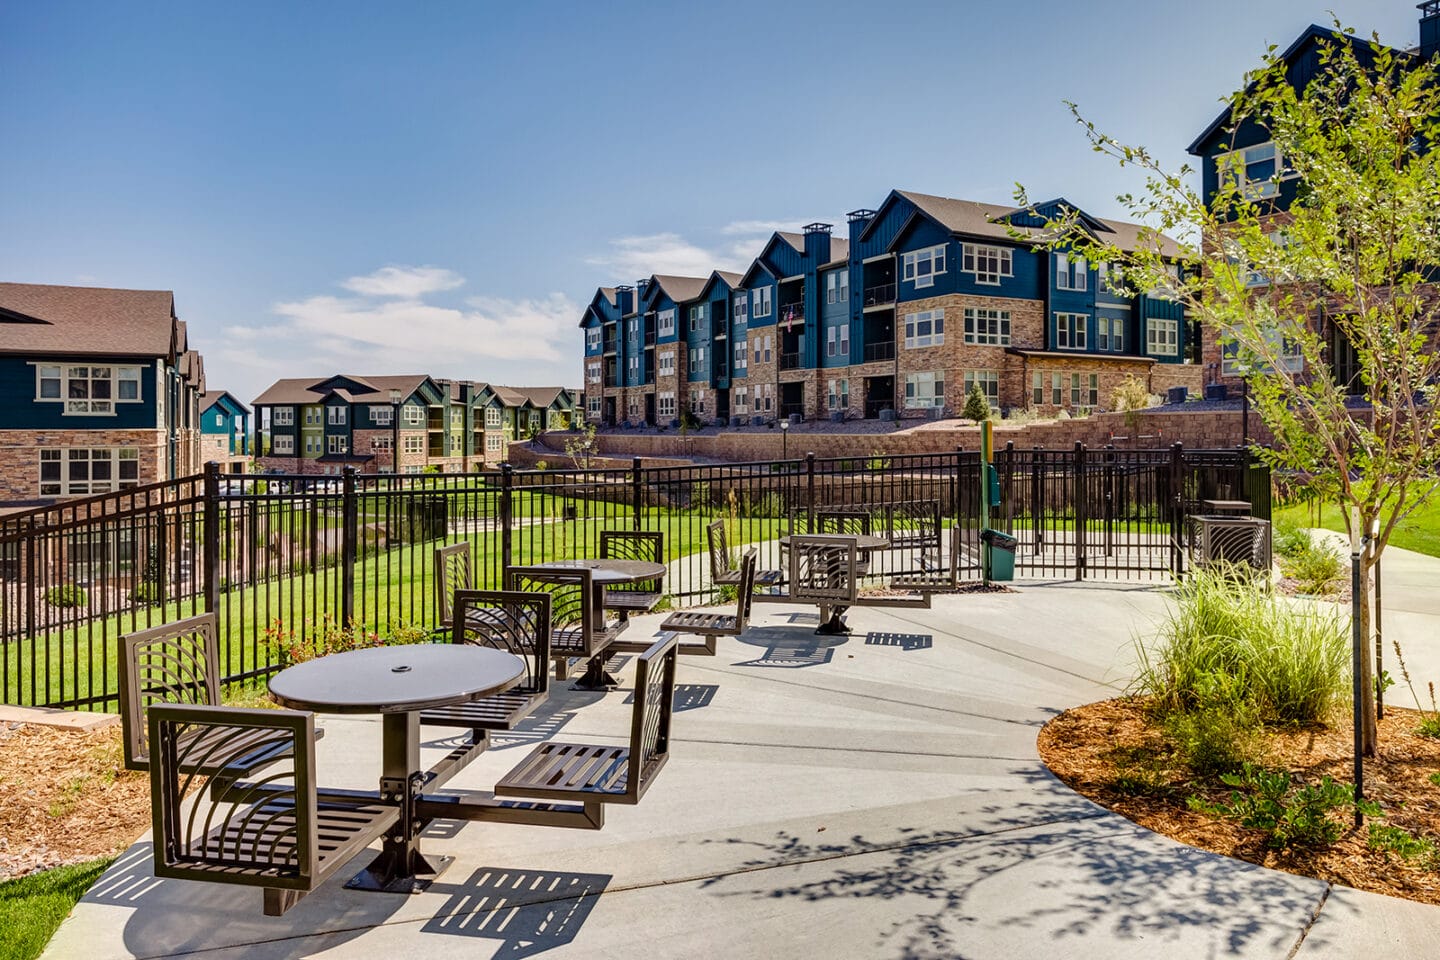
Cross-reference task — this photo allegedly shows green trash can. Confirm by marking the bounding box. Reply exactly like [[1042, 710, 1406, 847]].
[[980, 528, 1017, 581]]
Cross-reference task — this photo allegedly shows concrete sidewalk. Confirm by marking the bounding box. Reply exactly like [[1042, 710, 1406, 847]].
[[44, 580, 1439, 959]]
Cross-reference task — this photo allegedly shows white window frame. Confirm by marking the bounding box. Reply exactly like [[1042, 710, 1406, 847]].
[[370, 406, 392, 425], [751, 287, 772, 318], [1056, 253, 1087, 291], [371, 436, 392, 451], [733, 296, 748, 324], [828, 378, 850, 410], [1032, 372, 1044, 406], [963, 307, 1010, 346], [734, 340, 748, 372], [689, 389, 706, 414], [403, 435, 425, 454], [39, 447, 141, 496], [327, 406, 346, 425], [272, 407, 294, 426], [35, 364, 143, 415], [825, 270, 849, 304], [586, 327, 601, 350], [402, 405, 424, 426], [903, 309, 944, 349], [487, 434, 503, 451], [1220, 328, 1304, 376], [687, 305, 704, 332], [658, 309, 676, 338], [733, 386, 749, 414], [272, 435, 295, 454], [586, 361, 602, 383], [327, 435, 348, 455], [961, 244, 1013, 285], [1147, 318, 1180, 357], [826, 323, 850, 358], [1056, 312, 1089, 350], [963, 370, 1000, 406], [485, 406, 501, 428], [658, 351, 676, 377], [657, 392, 677, 419], [901, 245, 946, 288], [1216, 140, 1294, 200], [904, 371, 945, 409]]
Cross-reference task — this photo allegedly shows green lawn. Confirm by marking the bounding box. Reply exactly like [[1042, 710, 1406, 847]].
[[1275, 491, 1440, 558], [0, 857, 114, 960]]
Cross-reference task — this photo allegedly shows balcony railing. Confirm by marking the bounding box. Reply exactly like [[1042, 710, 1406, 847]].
[[644, 328, 656, 346], [779, 351, 802, 371], [778, 303, 805, 325], [603, 338, 617, 354], [863, 283, 896, 307], [863, 341, 896, 363]]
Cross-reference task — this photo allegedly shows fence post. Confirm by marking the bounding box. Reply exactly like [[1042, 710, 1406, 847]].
[[1103, 444, 1115, 558], [203, 461, 220, 614], [953, 446, 963, 530], [805, 452, 817, 532], [631, 457, 643, 530], [500, 463, 514, 570], [341, 467, 357, 624], [1170, 442, 1185, 576], [1073, 442, 1086, 581]]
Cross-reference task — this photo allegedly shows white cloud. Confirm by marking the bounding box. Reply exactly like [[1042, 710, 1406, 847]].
[[719, 219, 802, 236], [339, 265, 466, 298], [586, 233, 732, 279]]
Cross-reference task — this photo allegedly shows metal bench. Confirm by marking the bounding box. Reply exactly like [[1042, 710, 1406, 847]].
[[493, 634, 678, 827], [505, 565, 622, 684], [655, 550, 757, 656], [890, 526, 962, 594], [598, 530, 665, 618], [419, 590, 551, 732], [814, 508, 874, 574], [707, 520, 783, 592], [148, 703, 396, 916], [119, 613, 314, 778]]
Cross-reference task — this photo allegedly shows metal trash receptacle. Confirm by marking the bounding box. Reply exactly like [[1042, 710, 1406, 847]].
[[980, 528, 1017, 581]]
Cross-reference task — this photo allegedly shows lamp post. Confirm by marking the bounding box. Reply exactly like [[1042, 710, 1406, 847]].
[[780, 418, 789, 461], [389, 389, 402, 475]]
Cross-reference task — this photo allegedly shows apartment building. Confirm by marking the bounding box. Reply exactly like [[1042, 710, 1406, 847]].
[[581, 190, 1195, 426], [0, 282, 205, 505], [198, 391, 250, 474]]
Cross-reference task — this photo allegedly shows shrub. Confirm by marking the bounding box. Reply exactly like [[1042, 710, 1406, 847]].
[[1271, 515, 1312, 559], [534, 460, 548, 472], [1163, 695, 1261, 777], [1276, 530, 1344, 595], [45, 585, 88, 608], [1135, 566, 1348, 724], [961, 384, 991, 422], [1112, 374, 1158, 429], [1191, 763, 1377, 849], [263, 615, 429, 667], [1367, 824, 1439, 866], [131, 582, 161, 604]]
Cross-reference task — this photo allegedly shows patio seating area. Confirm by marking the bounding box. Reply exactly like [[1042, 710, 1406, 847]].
[[44, 581, 1440, 959]]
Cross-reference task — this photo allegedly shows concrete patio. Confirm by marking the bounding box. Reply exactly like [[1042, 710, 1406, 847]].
[[44, 573, 1440, 959]]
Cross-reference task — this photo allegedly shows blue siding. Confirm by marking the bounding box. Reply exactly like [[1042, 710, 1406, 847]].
[[818, 267, 850, 369], [0, 356, 159, 430]]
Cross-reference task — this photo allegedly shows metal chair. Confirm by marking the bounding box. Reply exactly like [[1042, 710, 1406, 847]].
[[433, 542, 475, 633], [419, 590, 551, 731], [658, 550, 756, 656], [504, 565, 620, 686], [788, 535, 859, 635], [148, 703, 396, 916], [598, 530, 664, 618], [494, 633, 678, 823], [814, 508, 874, 574], [706, 520, 783, 591]]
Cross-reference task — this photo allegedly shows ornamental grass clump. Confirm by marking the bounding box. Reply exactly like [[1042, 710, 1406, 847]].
[[1136, 566, 1348, 726]]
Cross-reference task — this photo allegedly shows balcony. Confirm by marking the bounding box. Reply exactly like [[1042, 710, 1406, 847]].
[[863, 341, 896, 363], [780, 401, 805, 419], [779, 352, 802, 371], [863, 283, 896, 308], [644, 327, 656, 346], [777, 303, 805, 326]]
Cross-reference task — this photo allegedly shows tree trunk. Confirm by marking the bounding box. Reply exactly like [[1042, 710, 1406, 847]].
[[1359, 554, 1378, 756]]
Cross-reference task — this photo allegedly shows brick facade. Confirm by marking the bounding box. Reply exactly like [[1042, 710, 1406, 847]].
[[0, 428, 168, 501]]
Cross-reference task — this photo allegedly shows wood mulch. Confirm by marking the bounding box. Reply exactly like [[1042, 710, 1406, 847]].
[[1039, 698, 1440, 904], [0, 723, 150, 880]]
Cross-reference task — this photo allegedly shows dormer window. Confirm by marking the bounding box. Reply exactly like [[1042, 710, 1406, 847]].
[[902, 245, 946, 288], [1217, 141, 1294, 199]]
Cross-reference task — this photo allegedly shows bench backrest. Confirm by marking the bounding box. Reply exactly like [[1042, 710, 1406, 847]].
[[598, 530, 665, 595], [433, 542, 475, 631], [884, 500, 941, 550], [734, 549, 758, 625], [149, 703, 317, 891], [706, 520, 733, 581], [814, 508, 872, 537], [787, 535, 859, 604], [627, 633, 679, 803], [452, 589, 551, 696], [503, 566, 599, 655], [119, 613, 222, 771]]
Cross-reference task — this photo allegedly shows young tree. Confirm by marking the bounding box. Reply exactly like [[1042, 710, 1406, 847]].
[[564, 419, 599, 471], [962, 383, 992, 423], [1026, 27, 1440, 754]]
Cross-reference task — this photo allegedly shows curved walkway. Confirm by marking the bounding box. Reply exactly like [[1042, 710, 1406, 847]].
[[45, 580, 1440, 959]]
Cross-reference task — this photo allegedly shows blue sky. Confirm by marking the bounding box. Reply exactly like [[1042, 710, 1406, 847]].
[[0, 1, 1423, 405]]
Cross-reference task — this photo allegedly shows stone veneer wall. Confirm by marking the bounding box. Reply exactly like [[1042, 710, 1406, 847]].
[[0, 428, 167, 501]]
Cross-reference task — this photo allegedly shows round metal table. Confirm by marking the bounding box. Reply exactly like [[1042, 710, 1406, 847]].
[[526, 558, 667, 688], [269, 645, 525, 894], [778, 534, 889, 551], [778, 533, 890, 635]]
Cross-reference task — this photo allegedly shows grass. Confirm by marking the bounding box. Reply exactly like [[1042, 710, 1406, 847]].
[[1274, 490, 1440, 558], [0, 857, 115, 960]]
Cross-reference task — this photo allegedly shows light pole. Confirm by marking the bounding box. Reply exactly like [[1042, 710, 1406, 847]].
[[389, 388, 402, 475], [780, 418, 789, 461]]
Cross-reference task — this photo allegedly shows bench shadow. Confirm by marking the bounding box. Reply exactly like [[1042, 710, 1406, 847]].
[[623, 682, 719, 712], [421, 865, 612, 957], [864, 632, 934, 651]]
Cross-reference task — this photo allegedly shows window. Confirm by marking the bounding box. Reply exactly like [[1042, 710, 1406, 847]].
[[828, 378, 850, 410], [327, 406, 346, 425], [659, 351, 676, 377], [825, 270, 849, 304], [451, 408, 463, 428], [586, 327, 601, 351], [1056, 253, 1087, 291], [272, 435, 295, 454], [403, 405, 424, 426], [658, 309, 676, 337], [1032, 372, 1044, 406], [687, 305, 703, 331], [904, 372, 945, 409], [1220, 329, 1304, 376], [304, 436, 318, 455], [658, 392, 676, 418], [734, 340, 747, 372], [586, 395, 600, 416], [901, 245, 946, 288], [763, 335, 772, 363], [733, 387, 748, 414], [628, 356, 639, 377], [627, 318, 638, 344], [760, 383, 774, 412], [370, 406, 392, 425], [963, 370, 999, 406], [487, 435, 502, 452], [304, 407, 320, 426], [214, 412, 225, 427], [327, 436, 348, 454], [1056, 313, 1089, 350], [272, 407, 294, 426], [1097, 261, 1125, 295], [903, 309, 944, 348], [690, 390, 706, 414], [37, 365, 143, 414], [404, 436, 424, 454], [1051, 372, 1064, 406], [587, 361, 601, 383], [1094, 315, 1125, 352], [1069, 373, 1099, 407], [371, 436, 392, 451], [688, 346, 706, 368], [961, 245, 1013, 285], [826, 324, 850, 357], [1147, 318, 1179, 356], [734, 296, 748, 324], [963, 308, 1010, 346], [484, 407, 501, 428], [1217, 140, 1293, 199], [1149, 262, 1183, 298], [751, 287, 772, 318], [39, 447, 140, 496]]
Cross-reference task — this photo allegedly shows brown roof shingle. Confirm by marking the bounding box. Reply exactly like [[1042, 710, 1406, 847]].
[[0, 282, 177, 357]]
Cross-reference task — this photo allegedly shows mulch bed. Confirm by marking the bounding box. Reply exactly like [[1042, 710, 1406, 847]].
[[1039, 698, 1440, 904], [0, 723, 150, 880]]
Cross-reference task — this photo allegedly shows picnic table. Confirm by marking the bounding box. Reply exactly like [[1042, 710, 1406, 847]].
[[526, 558, 666, 687]]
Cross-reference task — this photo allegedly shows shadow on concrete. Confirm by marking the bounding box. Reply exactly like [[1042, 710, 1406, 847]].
[[421, 866, 612, 957], [864, 632, 934, 651], [623, 682, 718, 712]]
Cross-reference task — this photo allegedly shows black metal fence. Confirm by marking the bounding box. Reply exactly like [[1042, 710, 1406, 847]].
[[0, 445, 1263, 710]]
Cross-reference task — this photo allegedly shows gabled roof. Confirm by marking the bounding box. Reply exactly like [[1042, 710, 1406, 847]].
[[1185, 25, 1401, 156], [650, 275, 709, 304], [778, 232, 805, 252], [822, 237, 851, 268], [697, 269, 745, 299], [0, 282, 177, 357], [578, 287, 618, 328], [738, 257, 779, 289], [200, 390, 251, 416], [496, 386, 572, 409], [252, 374, 431, 406]]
